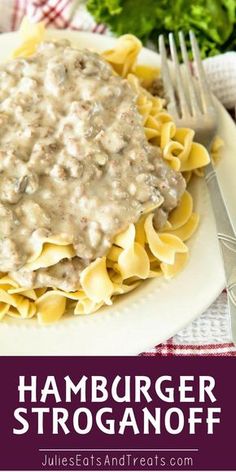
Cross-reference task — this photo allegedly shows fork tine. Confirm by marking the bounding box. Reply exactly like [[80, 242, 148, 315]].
[[178, 31, 201, 117], [158, 35, 178, 118], [168, 32, 190, 118], [189, 30, 214, 111]]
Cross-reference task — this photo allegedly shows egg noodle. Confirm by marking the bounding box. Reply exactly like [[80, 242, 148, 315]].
[[0, 19, 222, 324]]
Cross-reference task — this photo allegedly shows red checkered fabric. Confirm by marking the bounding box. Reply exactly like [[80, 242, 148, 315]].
[[141, 340, 236, 356], [0, 0, 107, 33], [0, 0, 235, 356]]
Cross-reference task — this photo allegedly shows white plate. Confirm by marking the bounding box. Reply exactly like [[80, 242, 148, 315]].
[[0, 30, 235, 356]]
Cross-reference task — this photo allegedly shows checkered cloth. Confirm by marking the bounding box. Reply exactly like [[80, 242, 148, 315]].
[[1, 0, 236, 356]]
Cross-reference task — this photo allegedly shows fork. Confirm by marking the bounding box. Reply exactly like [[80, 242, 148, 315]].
[[159, 31, 236, 345]]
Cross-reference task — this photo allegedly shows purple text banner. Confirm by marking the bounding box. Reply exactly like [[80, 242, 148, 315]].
[[0, 357, 235, 471]]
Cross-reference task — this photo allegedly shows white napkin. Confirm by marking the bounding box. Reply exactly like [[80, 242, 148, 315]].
[[203, 52, 236, 110], [174, 292, 231, 344]]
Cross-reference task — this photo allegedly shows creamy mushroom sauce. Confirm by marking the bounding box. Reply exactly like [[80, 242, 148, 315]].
[[0, 40, 185, 290]]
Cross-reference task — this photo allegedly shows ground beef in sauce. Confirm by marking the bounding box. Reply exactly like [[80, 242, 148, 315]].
[[0, 40, 185, 289], [147, 77, 165, 98]]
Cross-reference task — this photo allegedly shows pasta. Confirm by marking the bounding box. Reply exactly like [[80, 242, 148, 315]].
[[0, 21, 220, 324]]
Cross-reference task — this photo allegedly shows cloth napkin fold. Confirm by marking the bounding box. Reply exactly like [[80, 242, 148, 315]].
[[0, 0, 236, 355], [203, 52, 236, 111]]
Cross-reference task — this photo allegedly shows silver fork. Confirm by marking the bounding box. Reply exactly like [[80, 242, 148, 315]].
[[159, 31, 236, 345]]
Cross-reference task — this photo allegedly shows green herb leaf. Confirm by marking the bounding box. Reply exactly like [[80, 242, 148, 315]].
[[87, 0, 236, 57]]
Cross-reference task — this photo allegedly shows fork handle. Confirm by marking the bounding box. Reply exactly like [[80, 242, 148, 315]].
[[205, 160, 236, 343]]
